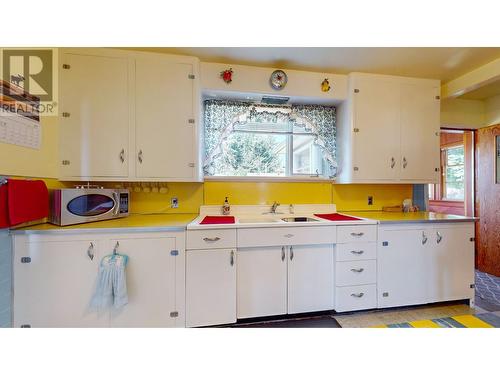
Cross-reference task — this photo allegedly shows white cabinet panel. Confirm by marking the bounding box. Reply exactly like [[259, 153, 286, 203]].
[[352, 76, 401, 180], [400, 83, 440, 182], [377, 228, 430, 308], [135, 58, 196, 179], [336, 242, 377, 261], [336, 260, 377, 286], [337, 225, 377, 243], [13, 238, 107, 327], [108, 237, 177, 327], [287, 244, 334, 314], [186, 249, 236, 327], [60, 52, 130, 178], [237, 246, 287, 319], [238, 226, 336, 248], [186, 229, 237, 250], [426, 225, 475, 303], [335, 284, 377, 312]]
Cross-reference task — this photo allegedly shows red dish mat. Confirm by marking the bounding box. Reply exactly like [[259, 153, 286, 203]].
[[314, 213, 362, 221], [200, 215, 235, 225]]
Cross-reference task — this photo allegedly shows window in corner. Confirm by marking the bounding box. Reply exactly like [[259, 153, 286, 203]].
[[203, 100, 337, 178], [442, 145, 465, 200]]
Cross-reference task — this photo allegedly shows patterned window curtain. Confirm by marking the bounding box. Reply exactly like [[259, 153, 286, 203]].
[[203, 99, 337, 177]]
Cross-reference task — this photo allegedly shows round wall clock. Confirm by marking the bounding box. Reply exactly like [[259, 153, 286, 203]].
[[270, 70, 288, 90]]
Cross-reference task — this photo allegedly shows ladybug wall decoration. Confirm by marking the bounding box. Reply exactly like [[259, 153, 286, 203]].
[[321, 78, 331, 92], [220, 68, 233, 84]]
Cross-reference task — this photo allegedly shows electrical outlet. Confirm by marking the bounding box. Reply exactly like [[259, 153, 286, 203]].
[[171, 197, 179, 208], [368, 196, 373, 205]]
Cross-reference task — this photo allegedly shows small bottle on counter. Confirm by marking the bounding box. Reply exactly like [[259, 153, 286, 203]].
[[222, 196, 231, 215]]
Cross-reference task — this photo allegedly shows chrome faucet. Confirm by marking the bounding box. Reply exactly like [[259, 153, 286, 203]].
[[270, 201, 280, 214]]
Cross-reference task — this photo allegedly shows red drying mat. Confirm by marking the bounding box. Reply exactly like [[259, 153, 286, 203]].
[[314, 213, 362, 221], [7, 179, 49, 226], [0, 183, 9, 228], [200, 215, 235, 225]]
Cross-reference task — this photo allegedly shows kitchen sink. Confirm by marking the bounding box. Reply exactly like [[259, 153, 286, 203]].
[[281, 217, 319, 222], [238, 217, 283, 223]]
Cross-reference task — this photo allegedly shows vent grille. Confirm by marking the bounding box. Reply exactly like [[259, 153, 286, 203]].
[[261, 96, 290, 105]]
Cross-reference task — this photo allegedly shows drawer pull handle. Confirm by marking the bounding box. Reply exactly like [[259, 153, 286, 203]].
[[351, 293, 365, 298], [351, 268, 364, 273], [350, 250, 364, 255], [350, 232, 364, 237], [284, 234, 294, 238], [203, 237, 221, 242]]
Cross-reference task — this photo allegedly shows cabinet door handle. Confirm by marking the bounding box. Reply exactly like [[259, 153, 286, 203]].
[[230, 250, 234, 267], [290, 246, 294, 261], [351, 293, 364, 298], [281, 246, 285, 262], [350, 232, 364, 237], [351, 268, 364, 273], [87, 242, 95, 261], [350, 250, 364, 255], [138, 150, 143, 163], [119, 149, 125, 163], [422, 231, 428, 245], [436, 231, 443, 244], [402, 157, 408, 169], [390, 157, 395, 169], [203, 237, 221, 242]]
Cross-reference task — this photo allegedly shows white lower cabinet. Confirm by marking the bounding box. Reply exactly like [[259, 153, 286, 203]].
[[237, 244, 335, 319], [13, 231, 185, 328], [237, 246, 287, 319], [287, 244, 334, 314], [335, 285, 377, 312], [377, 223, 475, 308], [186, 248, 236, 327]]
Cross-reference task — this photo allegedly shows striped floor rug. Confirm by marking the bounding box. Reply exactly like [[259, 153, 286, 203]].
[[373, 312, 500, 328]]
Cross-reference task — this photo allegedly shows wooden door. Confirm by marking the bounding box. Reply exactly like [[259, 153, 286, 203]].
[[475, 124, 500, 276], [135, 57, 196, 179], [237, 246, 287, 319], [351, 76, 401, 181], [186, 248, 236, 327], [400, 83, 441, 182], [108, 237, 177, 327], [60, 52, 130, 178], [13, 238, 107, 327], [287, 244, 334, 314]]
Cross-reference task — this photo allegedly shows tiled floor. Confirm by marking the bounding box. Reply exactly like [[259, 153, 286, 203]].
[[226, 270, 500, 328]]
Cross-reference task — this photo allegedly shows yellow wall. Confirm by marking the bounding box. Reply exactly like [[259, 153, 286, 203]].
[[0, 116, 59, 178], [203, 181, 412, 212], [485, 94, 500, 126], [440, 98, 485, 129]]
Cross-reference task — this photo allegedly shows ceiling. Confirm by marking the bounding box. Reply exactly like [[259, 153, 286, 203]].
[[131, 47, 500, 83], [459, 78, 500, 100]]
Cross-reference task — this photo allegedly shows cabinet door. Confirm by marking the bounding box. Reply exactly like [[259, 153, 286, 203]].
[[108, 237, 177, 327], [426, 225, 475, 302], [13, 239, 107, 327], [60, 52, 130, 178], [377, 227, 430, 308], [352, 77, 401, 180], [237, 246, 287, 319], [186, 249, 236, 327], [135, 57, 196, 179], [288, 244, 334, 314], [400, 83, 440, 182]]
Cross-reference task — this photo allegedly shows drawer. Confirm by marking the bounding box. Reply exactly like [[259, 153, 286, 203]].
[[336, 242, 377, 262], [335, 284, 377, 312], [336, 260, 376, 286], [238, 226, 336, 247], [186, 229, 237, 249], [337, 225, 377, 243]]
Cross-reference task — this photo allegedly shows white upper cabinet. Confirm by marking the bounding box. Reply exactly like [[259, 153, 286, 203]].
[[59, 48, 201, 181], [135, 56, 198, 180], [60, 52, 131, 178], [337, 73, 441, 183]]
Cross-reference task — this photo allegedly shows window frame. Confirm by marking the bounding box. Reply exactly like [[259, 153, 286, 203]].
[[440, 144, 465, 201]]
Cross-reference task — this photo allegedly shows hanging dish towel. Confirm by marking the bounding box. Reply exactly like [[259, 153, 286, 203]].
[[90, 253, 129, 311], [6, 179, 49, 226], [0, 183, 9, 228]]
